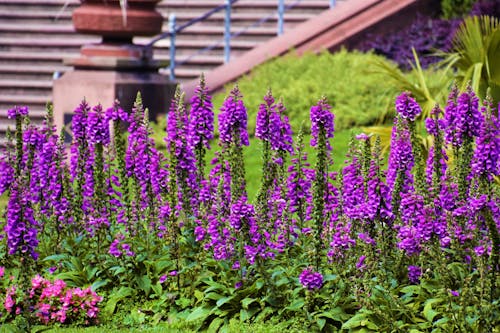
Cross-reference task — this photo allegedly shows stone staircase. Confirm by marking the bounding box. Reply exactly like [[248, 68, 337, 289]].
[[0, 0, 331, 128]]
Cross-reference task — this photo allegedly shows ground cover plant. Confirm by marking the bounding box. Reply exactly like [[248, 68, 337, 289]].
[[0, 76, 499, 332], [362, 1, 500, 70]]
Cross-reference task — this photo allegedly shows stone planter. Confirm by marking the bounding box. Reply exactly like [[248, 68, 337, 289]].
[[53, 0, 175, 139], [72, 0, 163, 40]]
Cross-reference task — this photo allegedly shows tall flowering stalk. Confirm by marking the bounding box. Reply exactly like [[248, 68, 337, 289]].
[[255, 90, 294, 258], [470, 97, 500, 288], [444, 86, 483, 199], [216, 86, 252, 271], [167, 87, 198, 215], [126, 93, 168, 246], [287, 125, 313, 231], [425, 105, 447, 198], [106, 101, 130, 223], [387, 115, 415, 218], [218, 85, 249, 202], [69, 100, 91, 228], [189, 74, 214, 187], [85, 104, 111, 237], [7, 106, 29, 178], [310, 97, 335, 270], [395, 92, 425, 196]]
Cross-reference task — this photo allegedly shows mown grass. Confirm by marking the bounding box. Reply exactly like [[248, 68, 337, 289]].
[[2, 319, 309, 333]]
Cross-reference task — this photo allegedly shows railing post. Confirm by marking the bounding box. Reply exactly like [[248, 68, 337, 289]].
[[278, 0, 284, 35], [224, 0, 231, 63], [169, 13, 176, 81], [330, 0, 336, 8]]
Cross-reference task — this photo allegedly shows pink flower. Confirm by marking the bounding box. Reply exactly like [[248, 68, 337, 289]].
[[0, 266, 4, 278], [5, 288, 16, 312], [31, 275, 45, 289]]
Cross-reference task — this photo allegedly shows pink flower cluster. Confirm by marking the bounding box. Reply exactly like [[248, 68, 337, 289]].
[[4, 275, 102, 326]]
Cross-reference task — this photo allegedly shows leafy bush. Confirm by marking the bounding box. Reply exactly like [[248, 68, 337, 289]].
[[360, 15, 461, 70], [441, 0, 476, 19], [471, 0, 500, 17], [212, 50, 401, 133], [362, 1, 500, 70]]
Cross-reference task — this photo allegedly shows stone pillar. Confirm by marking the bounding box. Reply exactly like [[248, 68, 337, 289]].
[[53, 0, 175, 138]]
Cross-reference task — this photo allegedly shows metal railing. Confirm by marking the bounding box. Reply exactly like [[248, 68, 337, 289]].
[[147, 0, 337, 81]]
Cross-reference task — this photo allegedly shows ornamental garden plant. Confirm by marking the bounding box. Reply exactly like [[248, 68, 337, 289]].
[[0, 74, 498, 331]]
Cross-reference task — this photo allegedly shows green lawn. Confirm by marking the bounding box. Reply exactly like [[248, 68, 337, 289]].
[[0, 320, 308, 333]]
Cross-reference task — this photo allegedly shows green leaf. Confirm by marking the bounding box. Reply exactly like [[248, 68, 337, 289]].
[[318, 307, 349, 322], [423, 298, 442, 322], [400, 285, 421, 295], [323, 274, 337, 282], [342, 312, 377, 330], [240, 308, 251, 322], [186, 306, 211, 322], [194, 289, 204, 302], [175, 297, 191, 308], [205, 292, 224, 301], [136, 275, 152, 296], [91, 279, 109, 291], [54, 271, 85, 286], [241, 297, 257, 309], [317, 318, 326, 330], [103, 287, 134, 316], [151, 282, 162, 296], [0, 324, 21, 333], [285, 299, 305, 312], [204, 279, 225, 292], [255, 279, 265, 290], [434, 316, 450, 327], [42, 254, 68, 262], [109, 265, 126, 276], [216, 295, 235, 308], [275, 277, 289, 287], [207, 317, 224, 332]]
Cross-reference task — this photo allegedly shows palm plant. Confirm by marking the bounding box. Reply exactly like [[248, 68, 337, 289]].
[[439, 15, 500, 104], [366, 15, 500, 156]]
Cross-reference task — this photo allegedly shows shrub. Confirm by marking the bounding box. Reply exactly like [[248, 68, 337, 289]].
[[212, 50, 401, 133], [361, 1, 500, 70], [359, 15, 461, 70], [442, 0, 476, 19], [471, 0, 500, 17]]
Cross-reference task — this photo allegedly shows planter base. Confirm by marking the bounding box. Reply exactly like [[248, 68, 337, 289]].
[[53, 69, 176, 141]]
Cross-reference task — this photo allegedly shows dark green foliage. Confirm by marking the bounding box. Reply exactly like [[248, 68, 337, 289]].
[[442, 0, 476, 18]]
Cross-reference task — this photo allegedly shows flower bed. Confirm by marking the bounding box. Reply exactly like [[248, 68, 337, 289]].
[[0, 78, 498, 331]]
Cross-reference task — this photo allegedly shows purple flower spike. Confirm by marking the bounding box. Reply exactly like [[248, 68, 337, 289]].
[[7, 106, 29, 119], [471, 102, 500, 178], [105, 101, 129, 123], [86, 104, 110, 146], [395, 92, 422, 121], [299, 267, 323, 290], [256, 91, 293, 154], [219, 86, 249, 146], [444, 86, 482, 146], [310, 97, 334, 150], [408, 265, 422, 284], [189, 74, 214, 149]]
